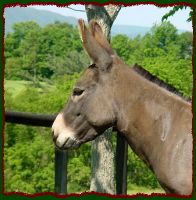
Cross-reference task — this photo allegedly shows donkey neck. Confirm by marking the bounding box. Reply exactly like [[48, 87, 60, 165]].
[[114, 64, 191, 167]]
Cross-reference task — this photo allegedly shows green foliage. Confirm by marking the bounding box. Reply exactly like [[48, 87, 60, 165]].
[[150, 22, 178, 50], [162, 6, 193, 22], [4, 74, 92, 193], [4, 80, 29, 98], [127, 149, 160, 188], [4, 20, 192, 194], [4, 131, 54, 193], [111, 34, 132, 61], [177, 31, 192, 59], [4, 21, 89, 81], [142, 56, 192, 98], [67, 143, 91, 193]]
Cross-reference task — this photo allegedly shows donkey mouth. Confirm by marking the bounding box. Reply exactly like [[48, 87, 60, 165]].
[[54, 132, 81, 150]]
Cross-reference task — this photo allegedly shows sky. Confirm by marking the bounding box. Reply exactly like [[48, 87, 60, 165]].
[[30, 5, 192, 31]]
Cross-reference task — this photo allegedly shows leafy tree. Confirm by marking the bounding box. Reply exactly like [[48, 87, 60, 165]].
[[162, 6, 193, 22], [150, 22, 178, 51], [111, 34, 132, 62], [4, 21, 89, 81], [4, 132, 54, 193], [177, 31, 192, 59], [6, 21, 41, 58]]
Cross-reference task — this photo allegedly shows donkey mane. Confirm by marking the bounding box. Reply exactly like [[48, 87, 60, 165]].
[[132, 64, 191, 102]]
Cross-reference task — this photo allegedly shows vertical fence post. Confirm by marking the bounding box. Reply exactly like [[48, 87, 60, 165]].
[[55, 148, 68, 194], [116, 131, 128, 194]]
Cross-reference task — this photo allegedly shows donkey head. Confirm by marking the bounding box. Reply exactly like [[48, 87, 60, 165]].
[[52, 19, 121, 150]]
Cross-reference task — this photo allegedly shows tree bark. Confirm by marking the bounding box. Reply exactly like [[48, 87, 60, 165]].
[[85, 5, 121, 40], [85, 5, 121, 194]]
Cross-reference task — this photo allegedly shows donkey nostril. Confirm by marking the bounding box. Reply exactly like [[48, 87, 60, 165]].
[[52, 133, 58, 143], [76, 113, 81, 117]]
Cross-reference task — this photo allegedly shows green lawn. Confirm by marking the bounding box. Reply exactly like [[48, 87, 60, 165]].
[[127, 184, 165, 195], [4, 80, 30, 97], [4, 80, 54, 97]]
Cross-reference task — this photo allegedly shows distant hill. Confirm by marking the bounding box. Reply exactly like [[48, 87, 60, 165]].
[[4, 6, 188, 38], [112, 24, 151, 38], [4, 7, 78, 34]]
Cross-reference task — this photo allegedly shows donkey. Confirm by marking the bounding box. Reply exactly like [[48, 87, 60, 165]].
[[52, 19, 192, 195]]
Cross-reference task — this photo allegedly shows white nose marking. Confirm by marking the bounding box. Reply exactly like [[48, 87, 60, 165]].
[[56, 132, 67, 147], [52, 113, 78, 148], [52, 113, 66, 137]]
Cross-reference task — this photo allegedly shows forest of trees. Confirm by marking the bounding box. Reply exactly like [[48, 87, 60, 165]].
[[4, 20, 192, 193]]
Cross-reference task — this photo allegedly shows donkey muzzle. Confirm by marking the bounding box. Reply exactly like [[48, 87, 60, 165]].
[[52, 113, 80, 149]]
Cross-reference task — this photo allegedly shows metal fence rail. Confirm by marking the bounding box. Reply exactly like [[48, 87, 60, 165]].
[[5, 111, 127, 194], [116, 133, 128, 194], [5, 111, 56, 127]]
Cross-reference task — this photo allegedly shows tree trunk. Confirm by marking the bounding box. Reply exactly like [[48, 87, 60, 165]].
[[85, 5, 121, 41], [85, 5, 121, 194]]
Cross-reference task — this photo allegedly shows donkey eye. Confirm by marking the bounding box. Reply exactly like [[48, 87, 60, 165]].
[[89, 63, 96, 68], [73, 88, 84, 96]]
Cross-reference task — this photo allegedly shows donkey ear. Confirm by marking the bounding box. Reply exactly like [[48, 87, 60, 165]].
[[89, 20, 114, 55], [78, 19, 112, 71]]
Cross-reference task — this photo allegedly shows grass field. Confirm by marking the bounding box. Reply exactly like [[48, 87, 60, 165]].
[[4, 80, 30, 97], [4, 80, 53, 97], [127, 184, 165, 195]]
